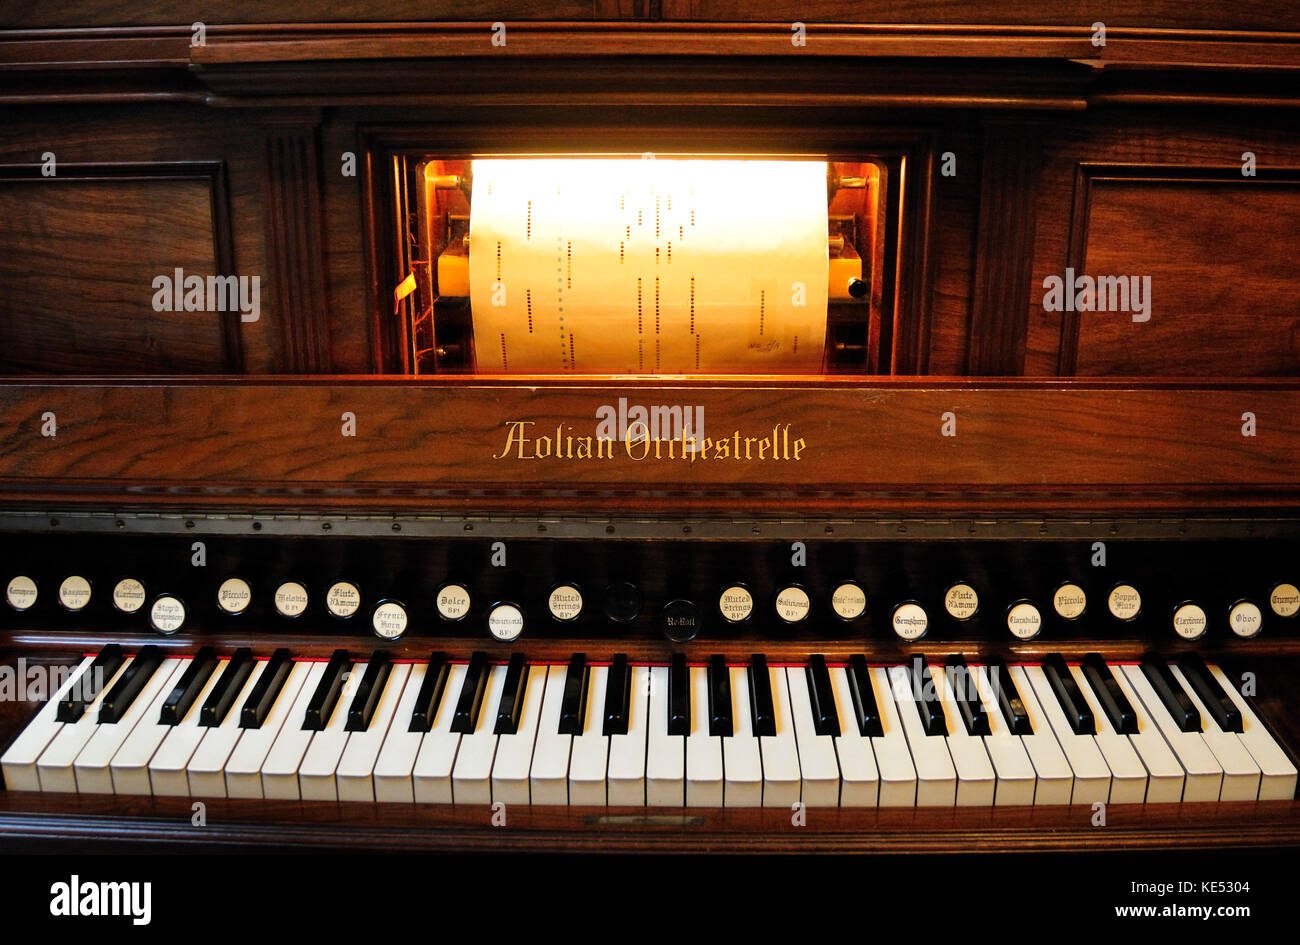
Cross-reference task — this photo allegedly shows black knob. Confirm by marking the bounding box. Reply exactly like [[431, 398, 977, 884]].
[[847, 277, 869, 299], [603, 581, 643, 624], [659, 599, 701, 643]]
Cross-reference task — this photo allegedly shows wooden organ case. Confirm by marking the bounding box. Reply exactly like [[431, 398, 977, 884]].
[[1, 3, 1300, 855]]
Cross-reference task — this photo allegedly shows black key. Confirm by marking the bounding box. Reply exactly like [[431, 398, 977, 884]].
[[1176, 653, 1242, 734], [240, 648, 294, 729], [985, 657, 1032, 735], [907, 655, 947, 737], [158, 646, 219, 725], [1140, 653, 1200, 732], [200, 648, 255, 727], [345, 651, 393, 732], [748, 654, 776, 737], [1081, 653, 1137, 735], [303, 649, 352, 731], [846, 654, 883, 737], [602, 653, 631, 737], [408, 652, 450, 733], [495, 652, 530, 735], [57, 644, 125, 722], [944, 655, 990, 736], [668, 652, 690, 737], [557, 653, 590, 736], [708, 654, 733, 737], [98, 645, 164, 724], [451, 651, 491, 735], [1042, 653, 1095, 736], [805, 655, 840, 737]]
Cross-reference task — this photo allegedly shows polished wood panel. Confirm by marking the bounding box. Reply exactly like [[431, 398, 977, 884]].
[[1065, 170, 1300, 376], [0, 165, 237, 374], [0, 379, 1295, 513], [1025, 112, 1300, 376]]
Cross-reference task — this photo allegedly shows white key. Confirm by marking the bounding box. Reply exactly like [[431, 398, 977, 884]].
[[931, 664, 995, 806], [1107, 666, 1185, 803], [1169, 664, 1261, 801], [1067, 663, 1148, 803], [829, 668, 879, 807], [36, 657, 135, 794], [224, 662, 313, 799], [569, 666, 610, 806], [646, 666, 684, 807], [149, 658, 232, 797], [1120, 664, 1223, 802], [529, 665, 573, 806], [1, 656, 94, 792], [75, 658, 185, 794], [971, 665, 1036, 806], [452, 664, 508, 805], [607, 666, 650, 806], [259, 662, 328, 800], [374, 663, 429, 803], [187, 661, 269, 798], [337, 663, 411, 803], [786, 666, 840, 806], [867, 666, 917, 806], [412, 663, 467, 804], [491, 663, 547, 805], [722, 667, 763, 808], [1004, 665, 1073, 805], [1023, 665, 1112, 804], [109, 659, 196, 796], [887, 665, 956, 806], [686, 666, 723, 807], [758, 665, 801, 808], [1208, 663, 1298, 800], [298, 660, 368, 801]]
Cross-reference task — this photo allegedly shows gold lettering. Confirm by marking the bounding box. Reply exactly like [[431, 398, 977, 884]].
[[494, 420, 535, 459]]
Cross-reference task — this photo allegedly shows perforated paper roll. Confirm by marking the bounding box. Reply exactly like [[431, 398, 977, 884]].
[[468, 159, 829, 374]]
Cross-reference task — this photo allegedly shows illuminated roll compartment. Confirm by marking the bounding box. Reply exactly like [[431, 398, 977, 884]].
[[403, 155, 883, 375]]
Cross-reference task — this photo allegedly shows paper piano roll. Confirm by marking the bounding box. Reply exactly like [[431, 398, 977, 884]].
[[467, 158, 830, 374]]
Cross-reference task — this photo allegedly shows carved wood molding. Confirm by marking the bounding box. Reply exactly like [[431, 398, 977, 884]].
[[260, 114, 331, 373], [967, 124, 1041, 375]]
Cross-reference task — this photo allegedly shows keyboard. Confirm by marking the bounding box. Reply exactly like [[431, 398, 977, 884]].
[[6, 646, 1294, 807]]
